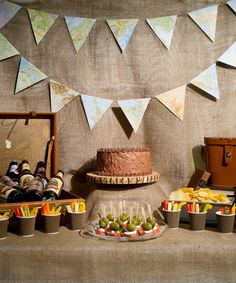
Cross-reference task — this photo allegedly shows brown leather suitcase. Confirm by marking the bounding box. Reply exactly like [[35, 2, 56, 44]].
[[204, 137, 236, 187]]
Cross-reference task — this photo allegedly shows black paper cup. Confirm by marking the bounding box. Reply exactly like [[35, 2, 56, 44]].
[[0, 217, 9, 239], [68, 211, 86, 230], [17, 216, 36, 237], [42, 213, 61, 234], [216, 212, 235, 233], [163, 209, 181, 228], [188, 212, 207, 231]]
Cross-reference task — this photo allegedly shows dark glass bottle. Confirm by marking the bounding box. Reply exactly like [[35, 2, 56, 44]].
[[25, 176, 44, 201], [42, 170, 64, 201], [34, 160, 48, 190], [0, 175, 22, 192], [6, 161, 19, 184], [0, 183, 24, 202], [19, 160, 34, 190]]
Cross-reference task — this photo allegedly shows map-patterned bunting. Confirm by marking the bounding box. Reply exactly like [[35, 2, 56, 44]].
[[188, 5, 218, 42], [217, 42, 236, 68], [49, 80, 80, 112], [106, 19, 138, 52], [0, 1, 21, 29], [28, 9, 58, 45], [0, 33, 19, 61], [64, 17, 96, 53], [227, 0, 236, 13], [81, 94, 113, 129], [117, 98, 150, 132], [146, 15, 177, 49], [155, 85, 186, 121], [190, 63, 219, 100], [15, 57, 47, 94]]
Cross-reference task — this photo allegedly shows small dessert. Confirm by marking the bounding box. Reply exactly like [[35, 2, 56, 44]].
[[106, 222, 121, 237]]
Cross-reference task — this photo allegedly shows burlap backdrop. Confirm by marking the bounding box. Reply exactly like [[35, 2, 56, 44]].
[[1, 0, 236, 219]]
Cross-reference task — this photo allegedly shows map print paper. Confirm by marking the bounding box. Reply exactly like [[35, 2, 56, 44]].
[[217, 42, 236, 68], [81, 94, 113, 129], [106, 19, 138, 52], [0, 33, 19, 61], [227, 0, 236, 13], [156, 85, 186, 121], [15, 57, 47, 94], [146, 15, 177, 49], [0, 1, 21, 29], [64, 17, 96, 53], [117, 98, 150, 132], [50, 80, 80, 112], [28, 9, 58, 45], [188, 5, 218, 42], [190, 63, 219, 100]]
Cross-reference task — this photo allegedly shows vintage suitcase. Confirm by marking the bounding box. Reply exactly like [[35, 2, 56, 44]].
[[204, 137, 236, 187]]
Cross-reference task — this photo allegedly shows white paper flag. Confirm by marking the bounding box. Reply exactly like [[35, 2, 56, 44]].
[[0, 1, 21, 29], [0, 33, 19, 61], [156, 85, 186, 121], [49, 80, 80, 112], [146, 15, 177, 49], [188, 5, 218, 42], [81, 94, 113, 129], [117, 98, 150, 132], [217, 42, 236, 68], [28, 9, 58, 45], [106, 19, 138, 52], [227, 0, 236, 13], [190, 63, 219, 100]]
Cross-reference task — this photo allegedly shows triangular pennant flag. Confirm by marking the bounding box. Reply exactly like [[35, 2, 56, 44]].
[[217, 42, 236, 68], [27, 9, 58, 45], [0, 33, 19, 61], [227, 0, 236, 13], [146, 15, 177, 49], [49, 80, 80, 112], [81, 94, 113, 129], [15, 57, 47, 94], [155, 85, 186, 121], [0, 1, 21, 29], [188, 5, 218, 42], [117, 98, 150, 132], [106, 19, 138, 52], [64, 17, 96, 53], [190, 63, 219, 100]]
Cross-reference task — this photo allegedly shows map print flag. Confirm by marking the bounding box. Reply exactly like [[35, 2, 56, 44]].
[[190, 63, 219, 100], [50, 80, 80, 112], [188, 5, 218, 42], [81, 94, 113, 129], [15, 57, 47, 94], [28, 9, 58, 45], [0, 1, 21, 29], [117, 98, 150, 132], [64, 17, 96, 53], [217, 42, 236, 68], [106, 19, 138, 52], [227, 0, 236, 13], [0, 33, 19, 61], [156, 85, 186, 121], [146, 15, 177, 49]]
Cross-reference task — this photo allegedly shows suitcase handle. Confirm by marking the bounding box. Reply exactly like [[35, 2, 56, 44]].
[[224, 145, 233, 165]]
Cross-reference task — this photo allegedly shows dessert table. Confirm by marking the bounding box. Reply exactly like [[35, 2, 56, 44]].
[[0, 224, 235, 282]]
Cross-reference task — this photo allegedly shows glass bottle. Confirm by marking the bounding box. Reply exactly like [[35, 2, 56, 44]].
[[0, 183, 24, 202], [42, 170, 64, 201], [0, 175, 22, 192], [25, 176, 44, 201], [6, 161, 19, 184], [34, 160, 48, 190], [19, 160, 34, 190]]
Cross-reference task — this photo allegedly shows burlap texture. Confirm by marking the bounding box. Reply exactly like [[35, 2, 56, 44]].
[[0, 0, 236, 281]]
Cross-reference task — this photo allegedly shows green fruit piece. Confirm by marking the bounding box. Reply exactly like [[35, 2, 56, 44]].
[[120, 213, 129, 222], [110, 222, 120, 231], [126, 223, 136, 231], [146, 217, 156, 228], [117, 219, 123, 226], [131, 218, 139, 225], [102, 217, 109, 225], [141, 222, 152, 231], [98, 219, 107, 228], [107, 214, 114, 222]]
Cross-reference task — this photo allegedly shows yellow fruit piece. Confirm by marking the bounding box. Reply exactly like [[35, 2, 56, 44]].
[[79, 202, 86, 212]]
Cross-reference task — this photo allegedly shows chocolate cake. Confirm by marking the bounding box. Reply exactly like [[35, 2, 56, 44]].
[[93, 148, 153, 176]]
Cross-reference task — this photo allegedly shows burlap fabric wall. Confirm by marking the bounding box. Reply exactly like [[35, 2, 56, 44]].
[[0, 1, 236, 282], [1, 0, 236, 218]]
